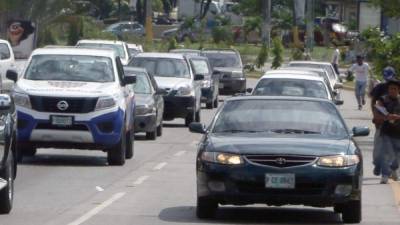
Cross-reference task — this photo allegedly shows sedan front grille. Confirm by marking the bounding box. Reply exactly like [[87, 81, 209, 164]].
[[245, 155, 317, 168]]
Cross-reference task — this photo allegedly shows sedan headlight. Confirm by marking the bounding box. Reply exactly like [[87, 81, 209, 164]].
[[317, 155, 360, 167], [95, 96, 117, 111], [202, 80, 211, 88], [231, 71, 243, 78], [176, 85, 193, 96], [13, 93, 31, 108], [201, 152, 243, 165], [136, 104, 155, 115]]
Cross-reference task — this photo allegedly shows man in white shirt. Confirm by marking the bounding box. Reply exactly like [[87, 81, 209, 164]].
[[349, 55, 371, 110], [331, 42, 340, 75]]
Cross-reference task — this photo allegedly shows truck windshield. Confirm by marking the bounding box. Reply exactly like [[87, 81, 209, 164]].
[[25, 55, 115, 82]]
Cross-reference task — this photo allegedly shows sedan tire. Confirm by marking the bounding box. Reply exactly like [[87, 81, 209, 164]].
[[206, 102, 213, 109], [146, 129, 157, 140], [196, 197, 218, 219], [0, 152, 14, 214], [340, 200, 362, 223], [125, 131, 134, 159], [156, 122, 162, 137]]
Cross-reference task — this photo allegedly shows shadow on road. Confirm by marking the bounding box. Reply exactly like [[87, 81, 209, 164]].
[[20, 154, 108, 167], [159, 206, 342, 224]]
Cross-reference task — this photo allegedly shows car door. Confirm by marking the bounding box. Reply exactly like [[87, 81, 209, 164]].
[[148, 73, 164, 125], [188, 59, 202, 110]]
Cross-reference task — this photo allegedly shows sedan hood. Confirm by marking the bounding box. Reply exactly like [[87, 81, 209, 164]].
[[15, 79, 118, 98], [154, 77, 191, 90], [135, 93, 154, 106], [207, 135, 350, 156]]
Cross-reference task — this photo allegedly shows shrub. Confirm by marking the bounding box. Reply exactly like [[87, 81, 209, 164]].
[[256, 43, 268, 69], [168, 38, 177, 51], [291, 47, 304, 60], [271, 37, 284, 69], [38, 28, 57, 47], [212, 26, 233, 44], [67, 21, 80, 46]]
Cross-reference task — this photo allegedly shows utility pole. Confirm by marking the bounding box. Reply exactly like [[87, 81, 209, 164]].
[[145, 0, 153, 42], [261, 0, 271, 47], [306, 0, 314, 52]]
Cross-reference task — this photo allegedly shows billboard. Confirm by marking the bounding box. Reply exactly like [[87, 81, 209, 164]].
[[6, 20, 36, 59]]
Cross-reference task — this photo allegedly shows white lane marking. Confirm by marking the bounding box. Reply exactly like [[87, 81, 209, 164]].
[[153, 162, 167, 170], [95, 186, 104, 192], [133, 175, 149, 185], [174, 151, 186, 157], [67, 192, 125, 225]]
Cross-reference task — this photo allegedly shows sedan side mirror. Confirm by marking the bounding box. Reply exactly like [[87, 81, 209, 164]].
[[352, 126, 370, 137], [6, 70, 18, 83], [334, 83, 344, 89], [246, 88, 253, 93], [0, 94, 12, 110], [124, 75, 136, 85], [156, 88, 168, 95], [194, 74, 204, 81], [189, 122, 206, 134], [334, 100, 344, 105]]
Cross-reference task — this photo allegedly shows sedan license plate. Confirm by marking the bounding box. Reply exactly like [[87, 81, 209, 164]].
[[265, 173, 295, 189], [51, 116, 73, 126]]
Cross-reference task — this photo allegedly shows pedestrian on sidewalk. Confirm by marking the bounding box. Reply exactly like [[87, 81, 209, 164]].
[[370, 66, 397, 179], [373, 79, 400, 184], [331, 42, 340, 75], [348, 55, 371, 110]]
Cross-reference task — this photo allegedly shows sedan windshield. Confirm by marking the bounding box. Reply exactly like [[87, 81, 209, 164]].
[[253, 79, 329, 99], [129, 57, 190, 78], [202, 52, 241, 68], [25, 55, 115, 82], [0, 43, 10, 60], [132, 72, 152, 94], [213, 100, 347, 138], [78, 43, 126, 59]]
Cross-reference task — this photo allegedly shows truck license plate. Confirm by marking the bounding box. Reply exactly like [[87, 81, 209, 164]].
[[51, 116, 73, 126]]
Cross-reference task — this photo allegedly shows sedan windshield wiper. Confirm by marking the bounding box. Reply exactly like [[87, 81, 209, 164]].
[[270, 129, 321, 134], [218, 129, 261, 133]]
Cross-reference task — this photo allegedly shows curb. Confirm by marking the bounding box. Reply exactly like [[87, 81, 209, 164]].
[[343, 85, 355, 91]]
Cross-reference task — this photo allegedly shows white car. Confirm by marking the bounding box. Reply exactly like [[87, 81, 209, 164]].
[[251, 70, 343, 105], [76, 40, 131, 65], [0, 39, 16, 92], [129, 52, 204, 126], [127, 43, 143, 57], [6, 47, 136, 165], [287, 61, 343, 87]]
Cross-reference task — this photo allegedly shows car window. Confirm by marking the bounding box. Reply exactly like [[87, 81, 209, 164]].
[[191, 59, 210, 75], [202, 52, 241, 68], [77, 43, 126, 59], [0, 43, 11, 60], [253, 79, 328, 99], [25, 55, 115, 82], [132, 23, 141, 29], [289, 63, 336, 80], [132, 73, 152, 94], [129, 57, 190, 78], [212, 100, 347, 138]]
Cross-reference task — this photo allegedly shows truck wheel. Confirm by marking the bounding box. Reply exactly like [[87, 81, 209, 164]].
[[185, 112, 194, 127], [341, 200, 362, 223], [107, 131, 126, 166], [213, 96, 219, 108], [146, 129, 157, 140], [206, 102, 213, 109], [125, 131, 134, 159], [196, 197, 217, 219], [195, 110, 201, 122], [0, 152, 14, 214], [156, 122, 163, 137]]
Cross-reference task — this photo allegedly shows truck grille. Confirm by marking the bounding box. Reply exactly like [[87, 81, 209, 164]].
[[245, 155, 317, 168], [30, 96, 98, 113]]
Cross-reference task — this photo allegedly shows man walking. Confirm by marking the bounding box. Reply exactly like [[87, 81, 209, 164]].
[[349, 55, 371, 110], [370, 66, 397, 179], [331, 42, 340, 75]]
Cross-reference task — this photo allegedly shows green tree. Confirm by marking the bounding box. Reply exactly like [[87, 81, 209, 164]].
[[370, 0, 400, 17], [271, 37, 284, 69], [256, 43, 269, 69]]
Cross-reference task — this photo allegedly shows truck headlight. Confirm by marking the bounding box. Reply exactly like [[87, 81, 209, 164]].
[[202, 80, 211, 88], [13, 93, 31, 108], [136, 104, 155, 115], [317, 155, 360, 167], [176, 85, 193, 96], [201, 152, 243, 165], [95, 96, 117, 111]]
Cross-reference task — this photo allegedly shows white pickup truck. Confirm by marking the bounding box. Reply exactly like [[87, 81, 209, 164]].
[[0, 39, 16, 92]]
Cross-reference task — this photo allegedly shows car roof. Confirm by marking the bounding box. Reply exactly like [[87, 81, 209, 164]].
[[77, 39, 125, 45], [263, 69, 319, 77], [202, 49, 239, 54], [225, 95, 333, 103], [134, 52, 186, 59], [284, 66, 327, 73], [259, 74, 325, 82], [31, 47, 116, 58], [127, 43, 142, 48], [170, 49, 201, 53], [289, 61, 332, 66]]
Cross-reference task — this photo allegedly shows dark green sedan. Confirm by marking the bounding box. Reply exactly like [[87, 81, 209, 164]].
[[189, 96, 369, 223]]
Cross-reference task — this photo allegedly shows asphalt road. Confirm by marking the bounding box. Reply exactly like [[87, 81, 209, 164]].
[[0, 78, 399, 225]]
